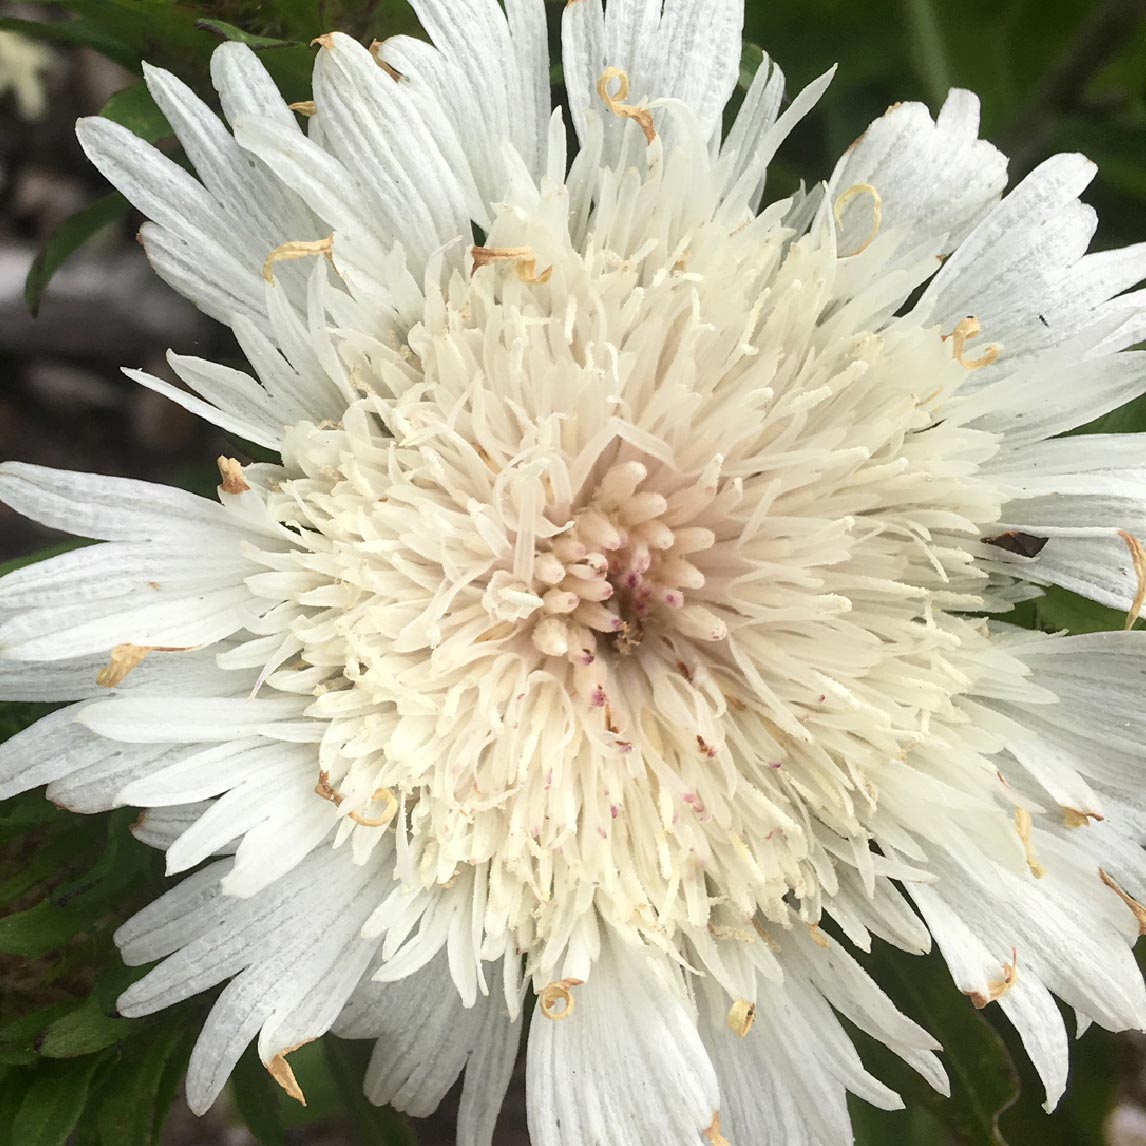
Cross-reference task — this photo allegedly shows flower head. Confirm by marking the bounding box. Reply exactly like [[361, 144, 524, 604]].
[[3, 1, 1146, 1141]]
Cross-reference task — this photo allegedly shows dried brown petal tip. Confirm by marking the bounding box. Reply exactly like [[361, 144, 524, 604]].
[[263, 234, 335, 283], [471, 245, 552, 284], [217, 456, 250, 495], [1117, 531, 1146, 630], [1062, 807, 1103, 829], [704, 1112, 731, 1145], [288, 100, 317, 117], [726, 999, 756, 1038], [266, 1042, 311, 1106], [539, 978, 583, 1021], [1014, 806, 1046, 879], [96, 643, 152, 688], [968, 947, 1019, 1009], [834, 183, 883, 257], [348, 787, 399, 828], [1100, 867, 1146, 934], [945, 315, 1000, 371], [369, 41, 403, 80], [596, 67, 657, 143]]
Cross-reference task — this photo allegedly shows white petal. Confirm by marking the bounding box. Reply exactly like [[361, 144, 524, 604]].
[[831, 91, 1005, 260], [0, 463, 240, 544], [526, 935, 720, 1146], [76, 696, 307, 743]]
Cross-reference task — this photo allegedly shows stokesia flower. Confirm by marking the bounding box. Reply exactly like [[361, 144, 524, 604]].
[[4, 1, 1146, 1140]]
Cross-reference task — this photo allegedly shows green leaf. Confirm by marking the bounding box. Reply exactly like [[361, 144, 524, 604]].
[[195, 18, 299, 49], [37, 998, 135, 1059], [231, 1046, 288, 1146], [100, 82, 172, 143], [55, 0, 212, 71], [739, 41, 765, 90], [902, 0, 952, 107], [0, 833, 76, 907], [25, 194, 130, 317], [0, 16, 135, 68], [1035, 585, 1134, 636], [324, 1037, 418, 1146], [272, 0, 322, 38], [848, 945, 1020, 1145], [0, 1005, 77, 1052], [95, 1021, 196, 1146], [0, 900, 95, 959], [11, 1055, 103, 1146]]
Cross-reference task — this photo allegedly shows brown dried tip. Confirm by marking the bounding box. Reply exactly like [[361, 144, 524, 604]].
[[808, 923, 830, 948], [945, 315, 1000, 371], [348, 787, 399, 828], [596, 67, 656, 143], [983, 531, 1048, 559], [1062, 807, 1104, 829], [1100, 868, 1146, 934], [369, 41, 403, 81], [704, 1112, 731, 1146], [288, 100, 317, 117], [310, 33, 335, 50], [1118, 531, 1146, 630], [263, 234, 335, 283], [217, 456, 250, 495], [726, 999, 756, 1038], [96, 644, 152, 688], [968, 947, 1019, 1009], [539, 978, 584, 1021], [833, 183, 883, 257], [1014, 806, 1046, 880], [315, 770, 342, 805], [267, 1042, 311, 1106], [471, 245, 552, 284]]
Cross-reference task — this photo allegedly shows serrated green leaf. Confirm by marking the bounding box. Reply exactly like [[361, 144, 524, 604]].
[[37, 998, 135, 1059], [25, 194, 130, 316], [11, 1055, 104, 1146], [100, 81, 172, 143]]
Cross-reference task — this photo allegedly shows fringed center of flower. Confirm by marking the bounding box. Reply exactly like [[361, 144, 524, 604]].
[[481, 455, 727, 707]]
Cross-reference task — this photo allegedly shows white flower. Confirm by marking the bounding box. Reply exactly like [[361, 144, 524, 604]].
[[3, 2, 1146, 1141]]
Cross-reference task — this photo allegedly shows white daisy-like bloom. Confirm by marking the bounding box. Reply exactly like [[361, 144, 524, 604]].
[[4, 1, 1146, 1141]]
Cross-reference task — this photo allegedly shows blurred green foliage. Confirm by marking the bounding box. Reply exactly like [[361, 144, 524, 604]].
[[2, 0, 1146, 1143]]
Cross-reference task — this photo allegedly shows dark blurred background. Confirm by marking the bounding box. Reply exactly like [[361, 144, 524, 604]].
[[2, 0, 1146, 1143]]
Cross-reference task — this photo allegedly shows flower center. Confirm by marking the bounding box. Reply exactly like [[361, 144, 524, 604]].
[[482, 456, 728, 706]]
